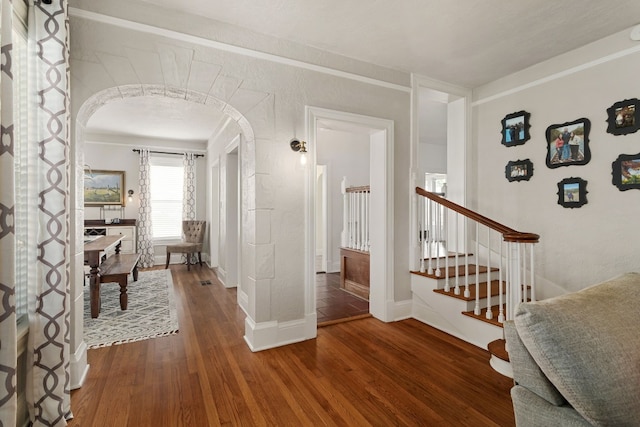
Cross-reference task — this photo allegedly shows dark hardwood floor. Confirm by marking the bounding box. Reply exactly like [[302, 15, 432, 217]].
[[316, 272, 370, 325], [68, 265, 515, 426]]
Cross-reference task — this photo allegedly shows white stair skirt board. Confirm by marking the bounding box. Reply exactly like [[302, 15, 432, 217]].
[[410, 274, 503, 350]]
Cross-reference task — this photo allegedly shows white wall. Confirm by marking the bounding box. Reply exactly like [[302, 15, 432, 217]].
[[472, 26, 640, 295], [316, 128, 370, 272]]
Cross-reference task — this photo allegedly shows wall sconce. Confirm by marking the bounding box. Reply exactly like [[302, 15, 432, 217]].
[[290, 138, 308, 166], [127, 189, 134, 203]]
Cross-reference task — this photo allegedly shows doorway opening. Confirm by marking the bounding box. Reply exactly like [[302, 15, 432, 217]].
[[306, 107, 394, 329]]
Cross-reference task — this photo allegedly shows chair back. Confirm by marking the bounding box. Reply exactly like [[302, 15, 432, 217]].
[[183, 220, 206, 244]]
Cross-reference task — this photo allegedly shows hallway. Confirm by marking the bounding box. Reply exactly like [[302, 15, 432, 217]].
[[316, 272, 370, 325]]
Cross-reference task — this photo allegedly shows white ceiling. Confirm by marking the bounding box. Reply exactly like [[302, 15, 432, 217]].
[[84, 0, 640, 143], [86, 96, 223, 143], [138, 0, 640, 88]]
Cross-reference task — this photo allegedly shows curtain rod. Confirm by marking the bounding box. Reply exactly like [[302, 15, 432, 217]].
[[132, 149, 205, 158]]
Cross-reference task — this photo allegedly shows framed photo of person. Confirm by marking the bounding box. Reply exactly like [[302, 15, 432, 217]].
[[606, 98, 639, 136], [505, 159, 533, 182], [612, 153, 640, 191], [557, 177, 588, 209], [501, 110, 531, 147], [545, 118, 591, 169]]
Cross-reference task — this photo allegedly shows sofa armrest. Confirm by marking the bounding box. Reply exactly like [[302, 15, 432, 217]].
[[504, 321, 565, 406]]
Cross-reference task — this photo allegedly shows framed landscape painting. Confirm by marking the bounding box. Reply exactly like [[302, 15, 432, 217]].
[[84, 169, 125, 206]]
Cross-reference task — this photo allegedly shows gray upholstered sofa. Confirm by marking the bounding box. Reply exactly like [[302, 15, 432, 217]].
[[504, 272, 640, 426]]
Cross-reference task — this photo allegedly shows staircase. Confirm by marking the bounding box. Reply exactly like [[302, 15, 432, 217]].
[[411, 187, 538, 377]]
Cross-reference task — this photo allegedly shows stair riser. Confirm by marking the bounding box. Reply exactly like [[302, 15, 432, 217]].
[[428, 272, 497, 289]]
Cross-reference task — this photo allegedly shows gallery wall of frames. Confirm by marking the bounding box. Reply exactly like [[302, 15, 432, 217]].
[[501, 98, 639, 208]]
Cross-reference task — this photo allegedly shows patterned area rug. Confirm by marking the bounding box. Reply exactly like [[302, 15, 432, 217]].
[[84, 269, 179, 348]]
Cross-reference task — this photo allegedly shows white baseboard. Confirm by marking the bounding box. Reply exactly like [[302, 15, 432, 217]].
[[244, 313, 317, 352], [69, 340, 89, 390]]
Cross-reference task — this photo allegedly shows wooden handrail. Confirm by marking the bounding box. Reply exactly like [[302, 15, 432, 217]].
[[415, 187, 539, 244]]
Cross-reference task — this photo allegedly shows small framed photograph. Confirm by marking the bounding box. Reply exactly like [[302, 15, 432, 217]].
[[546, 118, 591, 168], [501, 110, 531, 146], [606, 98, 639, 136], [84, 169, 125, 206], [505, 159, 533, 182], [557, 177, 587, 208], [612, 153, 640, 191]]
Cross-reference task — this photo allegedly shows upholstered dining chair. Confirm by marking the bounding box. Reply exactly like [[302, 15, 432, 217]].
[[165, 220, 207, 271]]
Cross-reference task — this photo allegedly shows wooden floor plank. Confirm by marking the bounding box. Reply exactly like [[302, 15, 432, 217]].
[[68, 265, 515, 426]]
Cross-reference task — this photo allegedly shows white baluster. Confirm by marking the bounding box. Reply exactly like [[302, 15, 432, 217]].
[[341, 178, 348, 248], [474, 223, 481, 316], [427, 200, 433, 275], [486, 228, 493, 320], [364, 191, 370, 252], [419, 196, 425, 273], [463, 218, 470, 298], [444, 207, 450, 291], [434, 203, 441, 277], [454, 213, 460, 295], [498, 239, 505, 323], [529, 244, 535, 302]]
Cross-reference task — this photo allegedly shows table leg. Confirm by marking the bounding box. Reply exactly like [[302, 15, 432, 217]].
[[118, 278, 128, 310], [88, 253, 101, 318]]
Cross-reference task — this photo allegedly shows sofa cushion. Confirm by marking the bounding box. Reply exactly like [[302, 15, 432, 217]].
[[514, 272, 640, 426], [504, 321, 566, 406]]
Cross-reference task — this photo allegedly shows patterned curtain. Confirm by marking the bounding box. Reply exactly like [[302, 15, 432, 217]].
[[137, 149, 155, 268], [0, 0, 17, 424], [26, 0, 72, 424], [182, 153, 196, 263]]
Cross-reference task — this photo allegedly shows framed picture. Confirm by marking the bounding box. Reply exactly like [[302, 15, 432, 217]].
[[557, 177, 587, 208], [501, 110, 531, 146], [611, 153, 640, 191], [545, 118, 591, 168], [505, 159, 534, 182], [84, 169, 125, 206], [606, 98, 639, 136]]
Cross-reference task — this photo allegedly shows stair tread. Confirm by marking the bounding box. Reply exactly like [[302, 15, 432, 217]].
[[433, 280, 504, 301], [461, 304, 505, 328], [410, 264, 498, 279], [488, 339, 509, 362]]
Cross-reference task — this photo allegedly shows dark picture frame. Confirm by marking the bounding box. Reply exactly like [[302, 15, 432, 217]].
[[84, 169, 125, 206], [505, 159, 534, 182], [606, 98, 639, 136], [545, 118, 591, 168], [501, 110, 531, 146], [611, 153, 640, 191], [557, 177, 587, 208]]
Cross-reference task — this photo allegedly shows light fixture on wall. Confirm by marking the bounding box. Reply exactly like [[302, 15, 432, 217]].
[[127, 189, 134, 203], [290, 138, 308, 166]]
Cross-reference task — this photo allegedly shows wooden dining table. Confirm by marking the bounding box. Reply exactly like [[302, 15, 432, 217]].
[[84, 235, 124, 318]]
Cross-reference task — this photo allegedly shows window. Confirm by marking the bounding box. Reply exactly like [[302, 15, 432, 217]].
[[150, 156, 183, 240], [13, 16, 31, 317]]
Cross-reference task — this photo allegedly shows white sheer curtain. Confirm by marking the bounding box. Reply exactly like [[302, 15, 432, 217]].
[[0, 0, 18, 423], [26, 0, 72, 424], [182, 152, 196, 263], [137, 149, 155, 268]]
